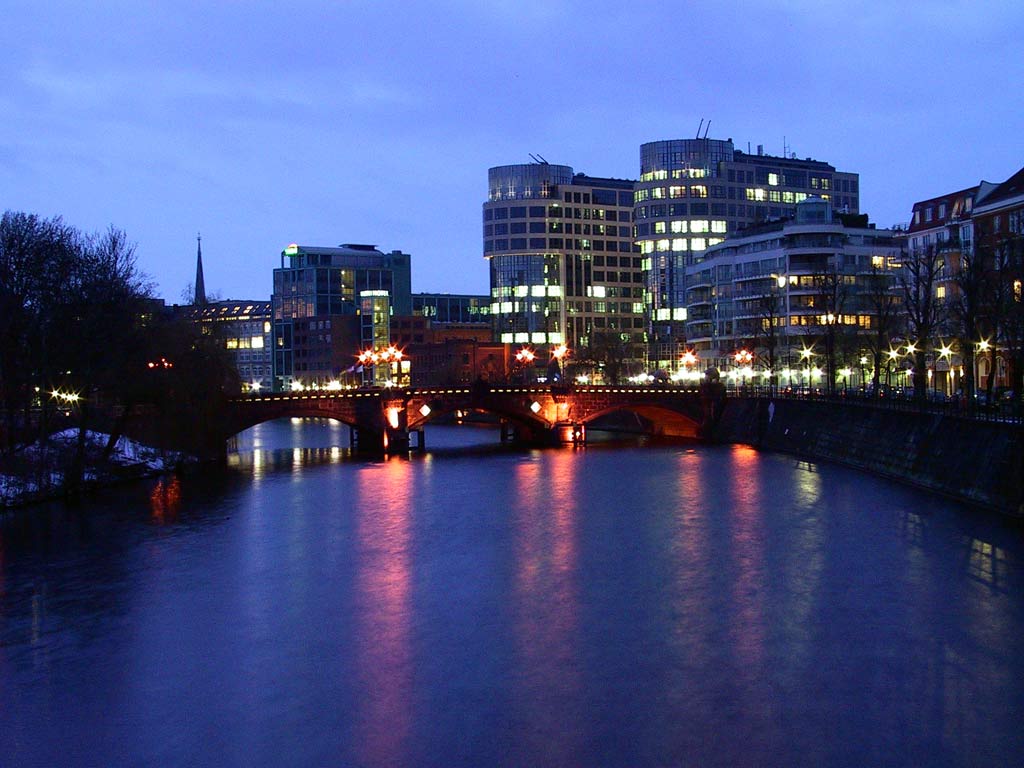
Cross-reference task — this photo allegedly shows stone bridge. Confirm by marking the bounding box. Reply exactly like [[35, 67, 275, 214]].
[[218, 385, 713, 456]]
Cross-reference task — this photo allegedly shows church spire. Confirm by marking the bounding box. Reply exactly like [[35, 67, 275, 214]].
[[194, 232, 207, 306]]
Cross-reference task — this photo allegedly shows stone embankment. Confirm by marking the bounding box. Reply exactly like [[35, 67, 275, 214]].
[[712, 397, 1024, 516]]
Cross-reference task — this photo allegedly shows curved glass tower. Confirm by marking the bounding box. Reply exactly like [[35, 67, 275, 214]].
[[483, 163, 642, 374], [635, 136, 859, 368]]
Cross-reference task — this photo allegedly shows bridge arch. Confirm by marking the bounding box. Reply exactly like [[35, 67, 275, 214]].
[[579, 403, 701, 439]]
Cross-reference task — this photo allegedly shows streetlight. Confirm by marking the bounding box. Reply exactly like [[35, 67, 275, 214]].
[[734, 349, 753, 392], [551, 343, 569, 382], [514, 346, 536, 384], [357, 345, 407, 387], [799, 347, 813, 393], [938, 343, 954, 396]]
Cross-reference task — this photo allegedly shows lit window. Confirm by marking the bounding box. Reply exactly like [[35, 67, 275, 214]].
[[654, 221, 666, 234], [251, 336, 264, 349], [514, 333, 529, 344], [669, 186, 685, 198], [656, 239, 670, 252], [652, 187, 666, 199], [656, 308, 671, 321], [690, 185, 708, 198], [531, 285, 546, 297], [671, 220, 687, 233], [691, 238, 707, 251], [672, 238, 686, 251], [711, 220, 727, 233], [672, 308, 687, 321], [642, 241, 655, 254], [691, 220, 710, 233], [768, 173, 779, 186], [531, 332, 546, 343], [501, 332, 513, 342]]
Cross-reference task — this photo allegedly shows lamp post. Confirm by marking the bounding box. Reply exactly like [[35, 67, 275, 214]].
[[551, 343, 569, 383], [734, 348, 753, 393], [514, 346, 535, 384], [358, 345, 407, 387], [799, 347, 813, 394], [680, 349, 698, 387]]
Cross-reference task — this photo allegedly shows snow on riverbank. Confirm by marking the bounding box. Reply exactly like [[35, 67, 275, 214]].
[[1, 429, 188, 507]]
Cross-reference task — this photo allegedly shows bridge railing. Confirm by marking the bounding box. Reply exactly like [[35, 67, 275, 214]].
[[725, 384, 1023, 426]]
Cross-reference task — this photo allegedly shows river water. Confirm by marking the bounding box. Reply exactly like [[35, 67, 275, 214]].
[[1, 419, 1022, 767]]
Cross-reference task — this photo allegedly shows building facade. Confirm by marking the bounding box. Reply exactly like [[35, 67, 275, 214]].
[[483, 163, 644, 380], [271, 243, 412, 389], [412, 292, 492, 325], [635, 137, 859, 367], [685, 198, 899, 388], [189, 300, 273, 393]]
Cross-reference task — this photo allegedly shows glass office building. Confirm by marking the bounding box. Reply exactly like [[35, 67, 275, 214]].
[[636, 137, 859, 367], [483, 163, 642, 370]]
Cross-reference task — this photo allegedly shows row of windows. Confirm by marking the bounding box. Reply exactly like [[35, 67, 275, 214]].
[[485, 239, 642, 253], [484, 205, 629, 222], [639, 237, 725, 253], [635, 185, 714, 201], [485, 222, 630, 237]]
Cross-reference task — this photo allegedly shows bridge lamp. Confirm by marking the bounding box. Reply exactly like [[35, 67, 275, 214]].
[[386, 407, 401, 429], [905, 342, 918, 355], [326, 380, 342, 391], [290, 379, 304, 391], [551, 344, 569, 379], [419, 404, 431, 417], [530, 401, 542, 414], [250, 381, 261, 393], [939, 344, 953, 360], [978, 339, 991, 353]]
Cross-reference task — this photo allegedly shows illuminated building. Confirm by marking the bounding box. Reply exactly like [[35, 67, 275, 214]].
[[272, 243, 412, 390], [189, 300, 273, 392], [483, 163, 644, 379], [685, 198, 899, 380], [635, 137, 859, 367]]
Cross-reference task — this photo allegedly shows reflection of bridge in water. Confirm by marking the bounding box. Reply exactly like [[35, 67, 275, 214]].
[[218, 385, 714, 456]]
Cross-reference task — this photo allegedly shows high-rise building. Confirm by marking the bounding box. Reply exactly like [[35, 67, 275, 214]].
[[483, 163, 644, 380], [684, 198, 900, 388], [271, 243, 412, 389], [635, 137, 859, 367]]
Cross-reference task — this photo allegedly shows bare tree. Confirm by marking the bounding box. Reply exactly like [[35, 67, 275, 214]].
[[811, 263, 849, 395], [899, 241, 946, 401], [862, 263, 901, 395]]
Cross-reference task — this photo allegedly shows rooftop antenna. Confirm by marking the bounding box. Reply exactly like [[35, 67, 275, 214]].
[[703, 120, 711, 139], [537, 154, 548, 164], [528, 153, 541, 164], [696, 118, 704, 139]]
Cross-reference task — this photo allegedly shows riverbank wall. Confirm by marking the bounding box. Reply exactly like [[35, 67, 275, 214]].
[[712, 397, 1024, 516]]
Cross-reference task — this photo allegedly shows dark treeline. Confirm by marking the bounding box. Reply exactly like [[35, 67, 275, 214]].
[[0, 210, 236, 497]]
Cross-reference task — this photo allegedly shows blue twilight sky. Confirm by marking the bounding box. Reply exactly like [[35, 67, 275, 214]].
[[2, 1, 1022, 303]]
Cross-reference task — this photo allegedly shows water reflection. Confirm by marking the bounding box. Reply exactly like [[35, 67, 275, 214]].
[[149, 476, 181, 525], [511, 451, 582, 763], [726, 446, 766, 675], [352, 457, 414, 767]]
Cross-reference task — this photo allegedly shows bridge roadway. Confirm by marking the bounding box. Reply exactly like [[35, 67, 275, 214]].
[[219, 384, 713, 456]]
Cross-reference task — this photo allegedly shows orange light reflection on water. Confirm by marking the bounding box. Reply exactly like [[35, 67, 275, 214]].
[[510, 451, 582, 760], [727, 445, 766, 673], [352, 457, 413, 767], [149, 476, 181, 525]]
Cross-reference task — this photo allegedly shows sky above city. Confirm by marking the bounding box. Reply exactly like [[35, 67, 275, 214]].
[[3, 0, 1022, 303]]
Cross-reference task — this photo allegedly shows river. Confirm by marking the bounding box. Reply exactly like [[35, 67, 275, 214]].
[[1, 418, 1022, 767]]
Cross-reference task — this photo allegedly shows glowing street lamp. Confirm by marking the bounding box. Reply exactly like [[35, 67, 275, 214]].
[[551, 344, 569, 381]]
